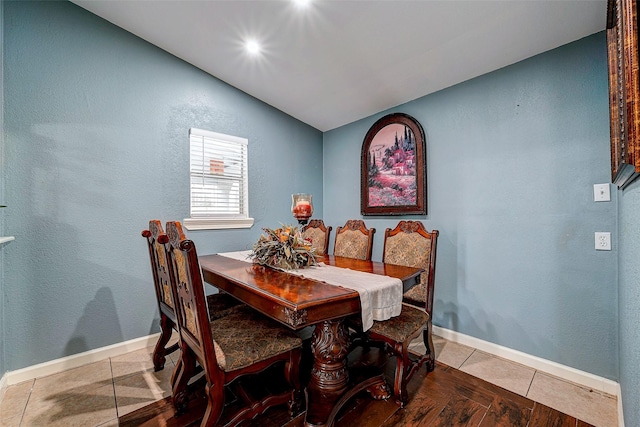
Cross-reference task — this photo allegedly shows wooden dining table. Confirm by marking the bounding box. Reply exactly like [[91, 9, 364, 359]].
[[199, 253, 424, 427]]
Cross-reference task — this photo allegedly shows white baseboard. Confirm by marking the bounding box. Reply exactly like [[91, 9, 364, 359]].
[[1, 333, 160, 386], [0, 372, 8, 406], [432, 325, 620, 396], [617, 383, 625, 427]]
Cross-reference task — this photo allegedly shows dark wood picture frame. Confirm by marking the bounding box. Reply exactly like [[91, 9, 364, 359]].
[[607, 0, 640, 188], [361, 113, 426, 216]]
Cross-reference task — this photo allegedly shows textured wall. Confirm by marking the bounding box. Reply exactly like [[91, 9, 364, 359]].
[[324, 33, 618, 379], [2, 1, 322, 370], [1, 0, 6, 379], [619, 179, 640, 426], [1, 0, 625, 396]]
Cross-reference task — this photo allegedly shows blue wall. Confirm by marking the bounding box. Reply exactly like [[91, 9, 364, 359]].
[[1, 0, 6, 378], [1, 0, 322, 371], [4, 3, 637, 423], [619, 180, 640, 426], [324, 33, 618, 380]]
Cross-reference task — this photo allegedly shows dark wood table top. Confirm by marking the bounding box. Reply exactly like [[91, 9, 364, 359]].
[[199, 254, 423, 330]]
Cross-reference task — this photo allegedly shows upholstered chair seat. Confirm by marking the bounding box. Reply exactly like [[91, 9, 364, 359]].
[[368, 305, 429, 343], [206, 293, 244, 321], [209, 310, 302, 372], [401, 284, 426, 307]]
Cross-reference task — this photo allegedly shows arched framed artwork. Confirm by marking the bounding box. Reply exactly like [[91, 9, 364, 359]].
[[361, 113, 426, 215]]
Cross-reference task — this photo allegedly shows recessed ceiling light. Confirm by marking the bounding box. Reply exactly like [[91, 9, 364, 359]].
[[245, 39, 262, 55], [293, 0, 311, 9]]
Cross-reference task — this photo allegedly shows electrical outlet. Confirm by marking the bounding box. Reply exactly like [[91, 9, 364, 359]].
[[595, 232, 612, 251]]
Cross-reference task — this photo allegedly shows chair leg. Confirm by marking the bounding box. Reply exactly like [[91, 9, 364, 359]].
[[423, 320, 435, 373], [170, 350, 183, 390], [172, 344, 196, 415], [201, 379, 224, 427], [392, 342, 410, 407], [153, 313, 174, 371], [286, 348, 303, 417]]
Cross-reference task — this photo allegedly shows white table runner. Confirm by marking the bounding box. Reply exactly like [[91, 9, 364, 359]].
[[217, 250, 402, 331]]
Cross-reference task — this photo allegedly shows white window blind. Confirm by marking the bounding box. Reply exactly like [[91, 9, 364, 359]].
[[184, 128, 253, 230]]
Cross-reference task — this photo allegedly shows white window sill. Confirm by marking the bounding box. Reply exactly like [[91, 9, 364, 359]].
[[183, 217, 254, 231]]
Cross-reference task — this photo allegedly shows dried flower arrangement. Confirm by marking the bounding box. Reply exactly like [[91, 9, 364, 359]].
[[251, 225, 317, 270]]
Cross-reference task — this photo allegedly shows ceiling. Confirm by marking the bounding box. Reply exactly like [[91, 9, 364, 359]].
[[71, 0, 607, 132]]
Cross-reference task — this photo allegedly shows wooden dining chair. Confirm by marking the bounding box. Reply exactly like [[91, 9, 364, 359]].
[[366, 221, 439, 407], [164, 221, 303, 426], [302, 219, 333, 255], [141, 220, 244, 372], [333, 219, 376, 261]]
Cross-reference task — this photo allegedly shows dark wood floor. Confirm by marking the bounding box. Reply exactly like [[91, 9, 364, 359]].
[[120, 349, 594, 427]]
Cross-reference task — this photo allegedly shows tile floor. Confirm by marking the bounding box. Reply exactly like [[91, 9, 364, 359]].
[[0, 334, 618, 427]]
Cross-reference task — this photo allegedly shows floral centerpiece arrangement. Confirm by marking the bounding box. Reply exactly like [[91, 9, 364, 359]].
[[250, 225, 317, 270]]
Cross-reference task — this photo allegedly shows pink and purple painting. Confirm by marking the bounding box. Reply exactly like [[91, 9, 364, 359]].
[[361, 113, 426, 215], [367, 123, 417, 207]]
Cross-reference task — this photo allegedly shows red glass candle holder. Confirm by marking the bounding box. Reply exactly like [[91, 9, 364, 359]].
[[292, 193, 313, 225]]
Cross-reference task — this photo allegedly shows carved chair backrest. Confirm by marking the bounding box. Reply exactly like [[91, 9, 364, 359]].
[[165, 221, 220, 376], [334, 219, 376, 261], [141, 220, 175, 321], [303, 219, 333, 255], [382, 221, 438, 316]]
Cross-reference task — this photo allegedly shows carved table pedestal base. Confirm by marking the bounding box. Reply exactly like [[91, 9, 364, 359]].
[[304, 319, 390, 427]]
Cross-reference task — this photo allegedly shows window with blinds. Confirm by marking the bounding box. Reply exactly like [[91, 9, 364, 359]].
[[184, 128, 254, 230]]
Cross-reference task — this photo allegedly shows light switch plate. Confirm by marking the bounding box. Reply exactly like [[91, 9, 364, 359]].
[[594, 183, 611, 202], [595, 232, 612, 251]]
